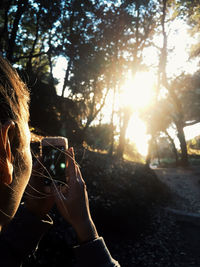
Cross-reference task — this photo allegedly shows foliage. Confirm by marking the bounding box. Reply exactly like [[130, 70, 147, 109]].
[[177, 0, 200, 31], [188, 136, 200, 150], [124, 140, 144, 163], [0, 0, 163, 156], [176, 0, 200, 57], [84, 123, 114, 151], [151, 136, 176, 158], [0, 0, 200, 159]]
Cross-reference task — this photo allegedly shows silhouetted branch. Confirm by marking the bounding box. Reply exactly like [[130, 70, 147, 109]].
[[13, 52, 48, 63]]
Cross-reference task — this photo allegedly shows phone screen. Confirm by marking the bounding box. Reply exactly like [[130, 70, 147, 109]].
[[42, 145, 66, 184]]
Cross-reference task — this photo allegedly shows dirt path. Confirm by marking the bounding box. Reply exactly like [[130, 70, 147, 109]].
[[112, 166, 200, 267], [154, 167, 200, 213], [154, 166, 200, 267]]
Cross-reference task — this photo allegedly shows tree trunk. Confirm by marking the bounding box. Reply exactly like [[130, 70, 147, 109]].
[[109, 83, 116, 156], [61, 58, 72, 97], [159, 0, 188, 167], [0, 0, 12, 52], [61, 5, 75, 97], [145, 137, 153, 168], [7, 0, 28, 62], [48, 32, 54, 84], [155, 139, 161, 166], [165, 130, 179, 165], [26, 12, 40, 73], [176, 123, 188, 166], [117, 108, 131, 158]]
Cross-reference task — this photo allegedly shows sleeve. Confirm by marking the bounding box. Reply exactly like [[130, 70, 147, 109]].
[[0, 204, 53, 266], [73, 237, 120, 267]]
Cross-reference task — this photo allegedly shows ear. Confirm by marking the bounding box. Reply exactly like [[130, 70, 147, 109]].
[[0, 121, 15, 185]]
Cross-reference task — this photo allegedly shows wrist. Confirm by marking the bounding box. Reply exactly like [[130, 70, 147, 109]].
[[73, 219, 99, 244]]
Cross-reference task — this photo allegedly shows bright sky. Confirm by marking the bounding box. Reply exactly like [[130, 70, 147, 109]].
[[54, 57, 68, 96], [53, 19, 200, 157], [167, 20, 199, 76], [126, 113, 150, 156], [168, 122, 200, 150]]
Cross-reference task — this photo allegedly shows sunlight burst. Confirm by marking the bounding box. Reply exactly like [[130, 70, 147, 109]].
[[126, 113, 150, 157], [120, 71, 156, 110]]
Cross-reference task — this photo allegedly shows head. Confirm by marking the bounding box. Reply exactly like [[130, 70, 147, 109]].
[[0, 56, 32, 228]]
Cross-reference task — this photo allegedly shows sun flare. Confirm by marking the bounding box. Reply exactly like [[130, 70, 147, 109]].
[[126, 112, 150, 157], [120, 71, 156, 157], [121, 71, 156, 110]]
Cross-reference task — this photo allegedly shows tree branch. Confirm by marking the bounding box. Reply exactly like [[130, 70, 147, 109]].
[[184, 120, 200, 127], [83, 86, 110, 131], [13, 52, 48, 63]]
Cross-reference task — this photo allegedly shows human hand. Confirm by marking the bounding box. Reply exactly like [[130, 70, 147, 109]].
[[24, 157, 55, 219], [53, 147, 98, 243]]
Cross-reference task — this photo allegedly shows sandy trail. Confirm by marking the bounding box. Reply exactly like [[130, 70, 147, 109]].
[[154, 167, 200, 213], [153, 167, 200, 266]]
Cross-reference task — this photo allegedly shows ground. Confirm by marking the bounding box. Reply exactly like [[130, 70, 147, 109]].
[[23, 151, 200, 267], [154, 166, 200, 267], [155, 167, 200, 213], [109, 166, 200, 267]]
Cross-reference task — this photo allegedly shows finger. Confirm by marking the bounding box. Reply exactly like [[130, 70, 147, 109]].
[[52, 184, 64, 201], [75, 164, 85, 183], [52, 185, 70, 219], [52, 183, 69, 199], [65, 150, 71, 180], [67, 147, 77, 184]]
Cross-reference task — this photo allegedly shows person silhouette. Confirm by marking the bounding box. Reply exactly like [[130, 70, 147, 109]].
[[0, 55, 120, 267]]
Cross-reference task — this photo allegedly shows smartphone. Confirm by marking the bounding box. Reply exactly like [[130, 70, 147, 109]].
[[41, 136, 68, 184]]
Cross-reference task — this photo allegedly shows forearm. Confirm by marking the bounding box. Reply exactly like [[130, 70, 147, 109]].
[[73, 218, 99, 244]]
